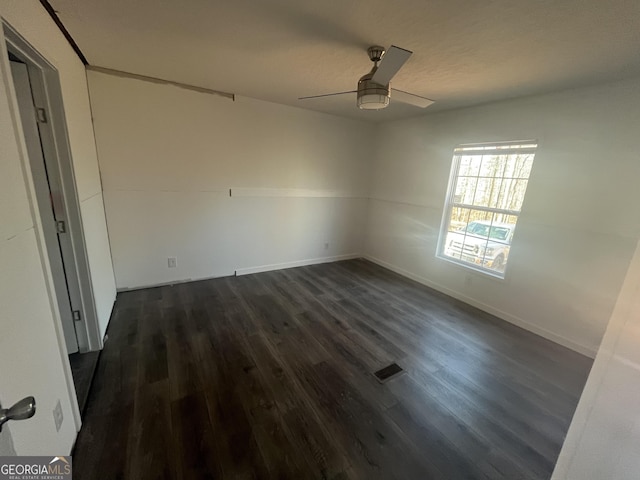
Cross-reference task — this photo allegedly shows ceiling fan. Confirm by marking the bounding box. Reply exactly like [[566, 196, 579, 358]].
[[299, 45, 434, 110]]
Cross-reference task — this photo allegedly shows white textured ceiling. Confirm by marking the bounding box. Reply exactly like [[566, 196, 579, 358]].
[[50, 0, 640, 122]]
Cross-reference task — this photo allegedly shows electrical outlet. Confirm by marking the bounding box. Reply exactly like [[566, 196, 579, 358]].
[[168, 257, 177, 268], [324, 242, 329, 250], [53, 400, 63, 432]]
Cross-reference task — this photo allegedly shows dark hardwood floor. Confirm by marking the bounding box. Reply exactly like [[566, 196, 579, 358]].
[[72, 259, 592, 479], [69, 351, 100, 413]]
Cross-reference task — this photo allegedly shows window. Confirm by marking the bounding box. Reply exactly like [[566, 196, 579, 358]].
[[437, 140, 537, 278]]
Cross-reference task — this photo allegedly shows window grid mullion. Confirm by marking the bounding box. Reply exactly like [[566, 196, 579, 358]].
[[451, 204, 521, 216]]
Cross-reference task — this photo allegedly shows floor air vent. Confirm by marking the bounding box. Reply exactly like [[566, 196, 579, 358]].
[[373, 363, 404, 383]]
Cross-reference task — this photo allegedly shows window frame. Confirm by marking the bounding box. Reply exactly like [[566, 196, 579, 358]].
[[436, 140, 538, 279]]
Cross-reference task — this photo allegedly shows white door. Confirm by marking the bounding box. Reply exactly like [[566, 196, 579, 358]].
[[9, 60, 79, 354]]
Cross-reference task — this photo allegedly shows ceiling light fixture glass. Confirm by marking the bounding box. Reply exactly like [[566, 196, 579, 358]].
[[356, 71, 390, 110]]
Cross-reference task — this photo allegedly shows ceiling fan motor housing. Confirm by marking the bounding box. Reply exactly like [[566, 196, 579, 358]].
[[357, 70, 390, 110]]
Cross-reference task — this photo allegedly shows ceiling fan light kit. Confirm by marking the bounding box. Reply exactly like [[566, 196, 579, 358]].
[[357, 72, 390, 110]]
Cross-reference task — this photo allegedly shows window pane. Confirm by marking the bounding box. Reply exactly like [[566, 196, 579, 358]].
[[516, 154, 534, 178], [497, 178, 513, 209], [458, 155, 481, 177], [473, 177, 500, 207], [503, 153, 534, 178], [495, 155, 508, 177], [454, 177, 477, 205], [497, 178, 528, 211], [479, 155, 506, 178], [502, 156, 517, 178], [510, 179, 529, 211], [493, 213, 518, 227], [444, 210, 467, 260], [468, 209, 493, 224], [449, 206, 470, 232], [489, 178, 503, 207]]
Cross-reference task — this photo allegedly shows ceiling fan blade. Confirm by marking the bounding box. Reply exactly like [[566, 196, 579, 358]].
[[298, 90, 356, 100], [371, 46, 412, 86], [391, 89, 434, 108]]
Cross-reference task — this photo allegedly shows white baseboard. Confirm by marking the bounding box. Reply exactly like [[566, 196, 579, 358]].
[[235, 253, 362, 276], [363, 255, 597, 358], [116, 254, 362, 291], [116, 270, 235, 292]]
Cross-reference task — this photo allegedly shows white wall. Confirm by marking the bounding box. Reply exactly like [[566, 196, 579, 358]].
[[87, 70, 372, 289], [552, 237, 640, 479], [1, 2, 116, 338], [365, 77, 640, 357], [0, 0, 115, 453]]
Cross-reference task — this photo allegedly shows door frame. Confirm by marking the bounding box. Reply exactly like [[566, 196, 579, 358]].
[[3, 22, 102, 352], [10, 59, 81, 355], [2, 20, 102, 428]]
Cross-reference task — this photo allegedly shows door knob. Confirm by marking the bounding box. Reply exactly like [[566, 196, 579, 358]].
[[0, 396, 36, 432]]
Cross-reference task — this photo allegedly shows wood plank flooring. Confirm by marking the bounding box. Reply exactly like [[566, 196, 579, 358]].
[[72, 259, 592, 479], [69, 351, 100, 413]]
